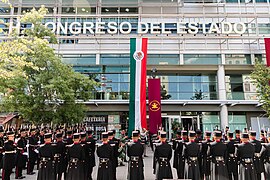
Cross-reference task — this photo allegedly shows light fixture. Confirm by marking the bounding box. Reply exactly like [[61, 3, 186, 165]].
[[105, 8, 109, 12], [125, 8, 129, 12], [82, 8, 85, 12]]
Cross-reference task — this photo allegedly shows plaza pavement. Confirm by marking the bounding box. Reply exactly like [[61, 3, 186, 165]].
[[11, 146, 178, 180]]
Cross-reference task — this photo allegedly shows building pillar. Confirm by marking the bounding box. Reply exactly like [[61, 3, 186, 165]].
[[218, 65, 228, 130]]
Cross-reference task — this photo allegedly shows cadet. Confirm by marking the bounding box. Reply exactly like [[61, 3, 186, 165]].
[[172, 130, 183, 179], [237, 133, 257, 180], [86, 129, 96, 180], [37, 133, 55, 180], [183, 131, 200, 180], [201, 131, 212, 180], [97, 132, 114, 180], [235, 129, 241, 143], [66, 133, 85, 180], [108, 130, 119, 180], [127, 131, 144, 180], [2, 131, 16, 180], [53, 132, 66, 180], [249, 130, 265, 180], [153, 131, 173, 180], [0, 128, 4, 174], [226, 132, 238, 180], [80, 132, 90, 180], [263, 131, 270, 179], [15, 129, 27, 179], [27, 128, 39, 175], [210, 131, 229, 180]]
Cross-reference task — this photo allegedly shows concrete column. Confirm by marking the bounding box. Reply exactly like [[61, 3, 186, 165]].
[[218, 65, 228, 130], [96, 53, 100, 65]]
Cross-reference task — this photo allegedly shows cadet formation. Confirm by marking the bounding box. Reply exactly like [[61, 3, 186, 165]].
[[0, 126, 270, 180]]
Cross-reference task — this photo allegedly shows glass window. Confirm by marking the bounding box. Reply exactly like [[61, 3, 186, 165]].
[[101, 7, 119, 14], [184, 54, 221, 65], [62, 54, 96, 65], [148, 54, 179, 65], [119, 7, 138, 14], [258, 24, 270, 34], [21, 7, 33, 14], [255, 54, 266, 64], [225, 54, 251, 65], [0, 18, 9, 35], [202, 114, 220, 132], [100, 54, 130, 65], [228, 112, 247, 132], [14, 7, 19, 14], [62, 7, 76, 14], [77, 7, 96, 14]]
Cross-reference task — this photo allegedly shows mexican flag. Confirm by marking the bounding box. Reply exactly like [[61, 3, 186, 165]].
[[128, 38, 148, 136]]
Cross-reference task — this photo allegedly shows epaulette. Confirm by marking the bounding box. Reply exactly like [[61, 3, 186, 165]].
[[39, 144, 45, 148], [51, 143, 57, 146], [66, 144, 73, 148], [110, 144, 115, 146], [86, 142, 91, 144]]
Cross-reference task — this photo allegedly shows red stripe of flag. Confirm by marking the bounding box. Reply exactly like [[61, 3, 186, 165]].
[[140, 38, 148, 129], [264, 38, 270, 67]]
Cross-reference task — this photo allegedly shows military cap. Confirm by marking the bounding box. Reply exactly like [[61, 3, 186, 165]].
[[20, 128, 26, 133], [160, 132, 166, 138], [6, 131, 14, 136], [235, 129, 240, 134], [30, 128, 36, 132], [132, 131, 139, 137], [176, 130, 181, 135], [73, 133, 80, 139], [112, 129, 116, 134], [87, 129, 93, 135], [241, 133, 249, 139], [205, 131, 212, 137], [214, 131, 222, 137], [44, 133, 52, 139], [196, 129, 202, 135], [80, 132, 86, 138], [66, 130, 73, 135], [102, 132, 108, 139], [181, 130, 188, 136], [249, 131, 256, 137], [56, 132, 63, 138], [228, 132, 234, 138], [108, 131, 113, 136], [189, 131, 196, 137]]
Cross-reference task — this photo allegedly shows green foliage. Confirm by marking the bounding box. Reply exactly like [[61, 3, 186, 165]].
[[251, 62, 270, 118], [0, 7, 99, 124]]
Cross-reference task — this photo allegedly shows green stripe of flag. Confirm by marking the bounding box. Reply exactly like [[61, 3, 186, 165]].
[[128, 38, 136, 137]]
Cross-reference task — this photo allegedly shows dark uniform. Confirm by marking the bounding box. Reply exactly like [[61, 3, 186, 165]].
[[201, 131, 212, 180], [173, 131, 187, 179], [0, 132, 5, 171], [127, 131, 144, 180], [226, 132, 238, 180], [27, 130, 39, 175], [2, 132, 16, 180], [153, 132, 173, 180], [183, 131, 200, 180], [53, 133, 66, 180], [237, 133, 257, 180], [249, 131, 265, 180], [66, 134, 85, 180], [108, 131, 120, 180], [97, 132, 114, 180], [85, 131, 96, 180], [37, 133, 55, 180], [263, 141, 270, 180], [15, 134, 27, 179], [210, 131, 229, 180]]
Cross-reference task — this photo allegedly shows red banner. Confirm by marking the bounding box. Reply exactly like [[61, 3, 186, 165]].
[[264, 38, 270, 67], [148, 78, 162, 135]]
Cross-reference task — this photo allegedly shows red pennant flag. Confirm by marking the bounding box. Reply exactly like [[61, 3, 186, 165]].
[[264, 38, 270, 67], [148, 78, 162, 135]]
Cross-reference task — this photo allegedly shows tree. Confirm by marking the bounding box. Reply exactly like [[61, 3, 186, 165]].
[[0, 7, 99, 124], [251, 62, 270, 118]]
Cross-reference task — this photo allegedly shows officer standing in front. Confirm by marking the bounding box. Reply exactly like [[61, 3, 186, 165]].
[[37, 133, 55, 180], [53, 132, 66, 180], [97, 132, 114, 180], [226, 132, 238, 180], [27, 128, 39, 175], [201, 131, 212, 180], [86, 129, 96, 180], [108, 130, 119, 180], [66, 133, 85, 180], [249, 130, 265, 180], [153, 131, 173, 180], [127, 131, 144, 180], [15, 129, 27, 179], [2, 131, 16, 180]]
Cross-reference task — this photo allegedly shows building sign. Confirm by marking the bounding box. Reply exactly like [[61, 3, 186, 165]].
[[42, 21, 246, 35], [84, 115, 108, 133]]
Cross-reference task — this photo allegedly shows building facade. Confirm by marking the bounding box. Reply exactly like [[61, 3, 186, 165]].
[[1, 0, 270, 137]]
